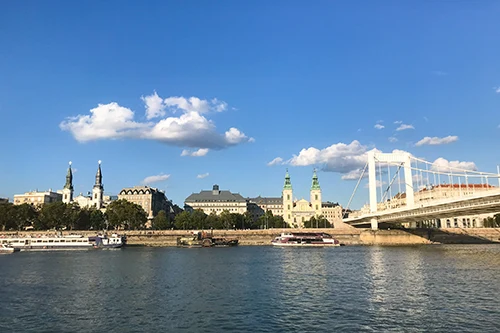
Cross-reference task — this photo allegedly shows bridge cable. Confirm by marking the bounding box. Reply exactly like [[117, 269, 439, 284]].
[[344, 162, 368, 214]]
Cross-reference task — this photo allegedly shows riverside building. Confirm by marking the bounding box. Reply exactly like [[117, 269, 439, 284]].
[[118, 186, 174, 219], [185, 185, 248, 215], [13, 190, 62, 207]]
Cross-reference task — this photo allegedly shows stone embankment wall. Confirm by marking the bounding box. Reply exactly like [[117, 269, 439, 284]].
[[2, 228, 500, 246]]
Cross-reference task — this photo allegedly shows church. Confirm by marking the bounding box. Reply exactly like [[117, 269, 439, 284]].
[[282, 169, 323, 227], [61, 161, 105, 209]]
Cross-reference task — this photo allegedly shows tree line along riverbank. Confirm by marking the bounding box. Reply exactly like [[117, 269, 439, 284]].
[[2, 228, 500, 246]]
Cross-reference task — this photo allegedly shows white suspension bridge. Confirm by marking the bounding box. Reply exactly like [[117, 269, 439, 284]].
[[343, 151, 500, 230]]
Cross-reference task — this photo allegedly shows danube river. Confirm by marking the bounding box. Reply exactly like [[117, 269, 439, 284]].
[[1, 245, 500, 332]]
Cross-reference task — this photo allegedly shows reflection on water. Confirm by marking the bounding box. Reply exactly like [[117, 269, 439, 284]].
[[1, 245, 500, 332]]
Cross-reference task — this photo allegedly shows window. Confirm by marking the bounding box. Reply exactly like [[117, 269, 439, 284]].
[[315, 194, 318, 200], [287, 194, 290, 200], [315, 205, 318, 210], [287, 205, 290, 210]]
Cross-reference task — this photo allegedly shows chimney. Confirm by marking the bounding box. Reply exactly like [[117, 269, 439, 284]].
[[212, 184, 220, 195]]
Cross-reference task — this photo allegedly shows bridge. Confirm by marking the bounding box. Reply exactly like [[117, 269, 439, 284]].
[[343, 151, 500, 230]]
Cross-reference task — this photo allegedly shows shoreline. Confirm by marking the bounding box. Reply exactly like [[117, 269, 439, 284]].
[[2, 228, 500, 246]]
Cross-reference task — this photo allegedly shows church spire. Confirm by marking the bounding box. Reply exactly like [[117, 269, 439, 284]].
[[94, 160, 102, 189], [64, 161, 73, 190], [283, 168, 292, 190], [311, 168, 321, 190]]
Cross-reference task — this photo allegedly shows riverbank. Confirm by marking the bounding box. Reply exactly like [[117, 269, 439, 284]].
[[2, 228, 500, 246]]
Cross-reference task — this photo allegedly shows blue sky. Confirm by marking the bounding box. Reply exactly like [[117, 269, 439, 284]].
[[1, 0, 499, 209]]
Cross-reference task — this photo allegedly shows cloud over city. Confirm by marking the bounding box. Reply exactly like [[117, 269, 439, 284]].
[[60, 92, 253, 150], [197, 173, 209, 179], [396, 124, 415, 131], [141, 173, 171, 185], [181, 148, 209, 157], [430, 158, 477, 172], [267, 157, 284, 166], [415, 136, 458, 147]]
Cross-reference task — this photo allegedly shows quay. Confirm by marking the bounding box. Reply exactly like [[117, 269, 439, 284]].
[[1, 228, 500, 246]]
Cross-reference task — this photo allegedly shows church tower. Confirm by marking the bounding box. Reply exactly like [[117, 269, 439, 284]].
[[310, 169, 322, 216], [62, 161, 74, 204], [282, 169, 293, 226], [92, 160, 104, 209]]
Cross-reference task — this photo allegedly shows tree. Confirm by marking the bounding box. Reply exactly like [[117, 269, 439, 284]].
[[191, 209, 207, 229], [205, 212, 221, 229], [89, 209, 106, 230], [38, 202, 70, 230], [153, 210, 171, 230], [174, 211, 192, 230], [106, 199, 147, 230], [0, 203, 15, 231]]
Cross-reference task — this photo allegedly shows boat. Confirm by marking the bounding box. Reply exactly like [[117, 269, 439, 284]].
[[177, 231, 239, 248], [0, 233, 126, 251], [89, 234, 127, 249], [0, 243, 20, 254], [271, 232, 340, 247]]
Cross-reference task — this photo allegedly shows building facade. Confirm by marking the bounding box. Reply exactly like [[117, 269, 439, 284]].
[[185, 185, 248, 215], [59, 161, 110, 209], [13, 190, 62, 207], [118, 186, 173, 219]]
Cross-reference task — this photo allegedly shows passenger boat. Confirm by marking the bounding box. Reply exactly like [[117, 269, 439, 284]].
[[0, 244, 20, 254], [177, 231, 239, 248], [271, 232, 340, 247], [0, 233, 126, 251]]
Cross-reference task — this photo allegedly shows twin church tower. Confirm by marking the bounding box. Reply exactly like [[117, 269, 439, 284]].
[[61, 161, 104, 209], [282, 169, 322, 227]]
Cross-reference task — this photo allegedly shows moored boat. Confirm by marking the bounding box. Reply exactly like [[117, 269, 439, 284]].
[[177, 231, 239, 248], [0, 233, 126, 251], [0, 243, 20, 254], [271, 232, 340, 247]]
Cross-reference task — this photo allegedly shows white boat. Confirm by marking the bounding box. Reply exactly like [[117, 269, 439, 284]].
[[0, 243, 20, 254], [0, 233, 126, 251], [271, 232, 341, 247]]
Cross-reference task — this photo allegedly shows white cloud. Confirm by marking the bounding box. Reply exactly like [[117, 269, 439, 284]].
[[141, 174, 170, 185], [181, 148, 209, 157], [374, 124, 385, 130], [394, 120, 402, 124], [60, 93, 252, 150], [197, 173, 209, 179], [342, 169, 367, 180], [141, 91, 166, 119], [267, 157, 284, 166], [430, 157, 477, 172], [415, 135, 458, 147], [494, 87, 500, 93], [59, 103, 147, 142], [396, 124, 415, 131], [163, 96, 227, 114], [224, 127, 248, 144], [388, 137, 398, 143], [288, 140, 377, 178]]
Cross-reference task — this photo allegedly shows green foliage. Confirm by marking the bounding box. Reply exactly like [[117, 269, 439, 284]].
[[105, 199, 148, 230], [152, 210, 171, 230], [304, 215, 332, 228], [0, 203, 38, 231], [89, 209, 106, 230], [256, 210, 288, 229], [174, 211, 193, 230]]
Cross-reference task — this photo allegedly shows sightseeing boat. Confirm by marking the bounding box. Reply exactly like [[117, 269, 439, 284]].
[[271, 232, 340, 247], [0, 233, 126, 250], [0, 243, 20, 254]]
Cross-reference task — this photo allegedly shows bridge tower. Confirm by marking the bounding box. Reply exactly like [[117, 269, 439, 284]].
[[282, 169, 293, 227], [367, 151, 414, 230]]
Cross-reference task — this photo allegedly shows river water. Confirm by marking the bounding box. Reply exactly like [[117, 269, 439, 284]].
[[1, 245, 500, 332]]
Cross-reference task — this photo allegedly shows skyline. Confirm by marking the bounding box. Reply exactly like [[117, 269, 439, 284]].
[[1, 1, 500, 208]]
